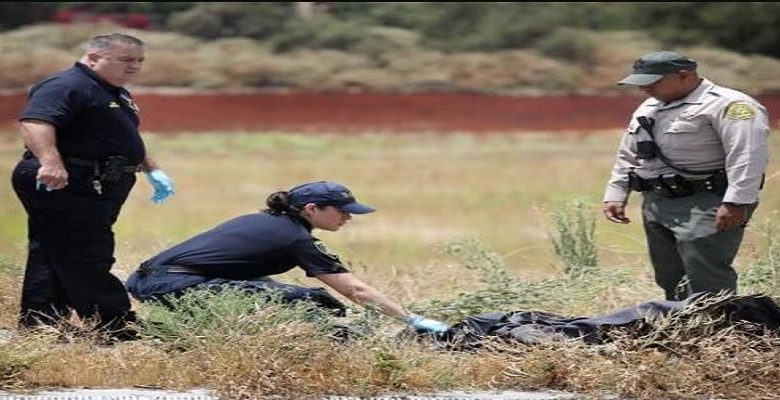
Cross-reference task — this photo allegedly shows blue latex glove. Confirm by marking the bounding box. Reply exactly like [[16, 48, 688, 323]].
[[404, 313, 451, 335], [145, 169, 175, 204]]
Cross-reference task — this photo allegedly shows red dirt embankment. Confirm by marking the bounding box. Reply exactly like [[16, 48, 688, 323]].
[[1, 91, 779, 133]]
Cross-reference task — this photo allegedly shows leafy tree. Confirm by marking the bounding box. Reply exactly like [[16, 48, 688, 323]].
[[6, 2, 780, 59], [166, 2, 295, 40], [271, 16, 388, 53], [629, 2, 780, 57], [699, 2, 780, 57], [0, 3, 59, 30], [388, 2, 614, 52]]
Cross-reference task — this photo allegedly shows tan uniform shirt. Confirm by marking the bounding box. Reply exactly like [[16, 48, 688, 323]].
[[604, 78, 770, 204]]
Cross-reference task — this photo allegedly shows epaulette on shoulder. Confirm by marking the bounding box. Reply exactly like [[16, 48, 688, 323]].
[[706, 90, 722, 97]]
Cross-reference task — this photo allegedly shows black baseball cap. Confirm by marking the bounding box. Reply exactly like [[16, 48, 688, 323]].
[[288, 181, 375, 214], [618, 51, 698, 86]]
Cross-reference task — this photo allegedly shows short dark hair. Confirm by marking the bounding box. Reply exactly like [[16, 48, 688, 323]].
[[85, 33, 144, 52]]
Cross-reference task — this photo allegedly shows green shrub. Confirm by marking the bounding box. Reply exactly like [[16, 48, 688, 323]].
[[411, 237, 630, 322], [166, 7, 223, 39], [548, 198, 599, 275], [138, 287, 336, 349], [270, 17, 396, 54], [166, 3, 295, 40], [741, 216, 780, 297], [418, 3, 555, 52], [629, 2, 780, 58], [536, 29, 596, 64]]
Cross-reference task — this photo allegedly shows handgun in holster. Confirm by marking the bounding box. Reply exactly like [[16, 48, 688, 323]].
[[100, 155, 129, 182], [707, 170, 728, 195], [627, 170, 649, 192]]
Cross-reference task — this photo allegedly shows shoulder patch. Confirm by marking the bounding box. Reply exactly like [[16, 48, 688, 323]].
[[314, 241, 338, 258], [724, 102, 756, 120]]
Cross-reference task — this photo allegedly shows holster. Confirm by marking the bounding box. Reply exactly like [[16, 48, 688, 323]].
[[100, 155, 129, 182], [707, 170, 728, 195], [628, 171, 648, 192]]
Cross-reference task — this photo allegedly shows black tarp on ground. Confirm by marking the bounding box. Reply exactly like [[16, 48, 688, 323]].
[[436, 293, 780, 348]]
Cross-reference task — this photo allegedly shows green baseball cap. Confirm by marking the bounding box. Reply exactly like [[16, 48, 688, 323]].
[[618, 51, 697, 86]]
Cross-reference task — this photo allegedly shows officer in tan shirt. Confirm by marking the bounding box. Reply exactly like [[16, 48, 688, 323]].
[[602, 51, 770, 300]]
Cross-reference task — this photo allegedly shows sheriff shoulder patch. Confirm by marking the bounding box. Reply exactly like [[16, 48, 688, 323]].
[[724, 102, 756, 120]]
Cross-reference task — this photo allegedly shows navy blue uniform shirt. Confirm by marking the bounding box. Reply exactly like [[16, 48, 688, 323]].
[[20, 62, 146, 164], [144, 212, 350, 279]]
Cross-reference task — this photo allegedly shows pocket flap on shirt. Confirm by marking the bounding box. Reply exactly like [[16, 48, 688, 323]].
[[666, 120, 701, 134]]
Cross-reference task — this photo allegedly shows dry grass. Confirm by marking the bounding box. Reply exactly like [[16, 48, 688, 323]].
[[492, 294, 780, 400], [0, 273, 22, 328], [1, 131, 779, 398], [1, 23, 780, 96]]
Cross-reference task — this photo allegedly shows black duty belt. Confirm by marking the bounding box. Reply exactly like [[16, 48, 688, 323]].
[[62, 156, 140, 173], [138, 263, 205, 278], [628, 171, 727, 198], [23, 151, 140, 174]]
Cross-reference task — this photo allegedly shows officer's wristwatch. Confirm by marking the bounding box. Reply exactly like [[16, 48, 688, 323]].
[[722, 202, 749, 208]]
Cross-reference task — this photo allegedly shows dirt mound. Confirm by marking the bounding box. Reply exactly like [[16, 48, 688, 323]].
[[1, 91, 778, 133]]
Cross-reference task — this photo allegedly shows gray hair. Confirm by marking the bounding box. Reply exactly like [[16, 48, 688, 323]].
[[84, 33, 144, 52]]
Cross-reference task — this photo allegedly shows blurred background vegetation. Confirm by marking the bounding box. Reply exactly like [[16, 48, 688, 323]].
[[3, 2, 779, 56], [1, 2, 780, 95]]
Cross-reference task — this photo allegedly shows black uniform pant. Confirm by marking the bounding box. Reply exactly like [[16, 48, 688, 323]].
[[197, 277, 347, 316], [11, 157, 136, 330], [126, 264, 347, 316]]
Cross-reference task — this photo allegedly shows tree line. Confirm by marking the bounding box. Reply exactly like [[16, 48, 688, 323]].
[[2, 2, 778, 58]]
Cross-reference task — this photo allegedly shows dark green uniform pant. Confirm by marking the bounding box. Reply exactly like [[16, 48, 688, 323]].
[[641, 191, 754, 300]]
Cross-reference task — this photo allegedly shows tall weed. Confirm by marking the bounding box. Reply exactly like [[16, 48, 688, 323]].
[[741, 215, 780, 297], [412, 237, 631, 322], [547, 197, 599, 276]]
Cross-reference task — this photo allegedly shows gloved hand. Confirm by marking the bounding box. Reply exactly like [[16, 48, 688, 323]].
[[404, 313, 451, 335], [145, 169, 175, 204]]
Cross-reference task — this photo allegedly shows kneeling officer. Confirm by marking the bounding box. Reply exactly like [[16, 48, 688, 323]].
[[127, 181, 450, 335]]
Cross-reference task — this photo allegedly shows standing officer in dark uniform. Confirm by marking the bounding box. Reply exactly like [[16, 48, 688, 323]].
[[11, 33, 175, 338], [126, 181, 451, 335], [602, 51, 769, 300]]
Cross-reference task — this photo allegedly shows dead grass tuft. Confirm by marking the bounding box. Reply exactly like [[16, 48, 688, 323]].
[[491, 294, 780, 399], [0, 270, 22, 328]]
